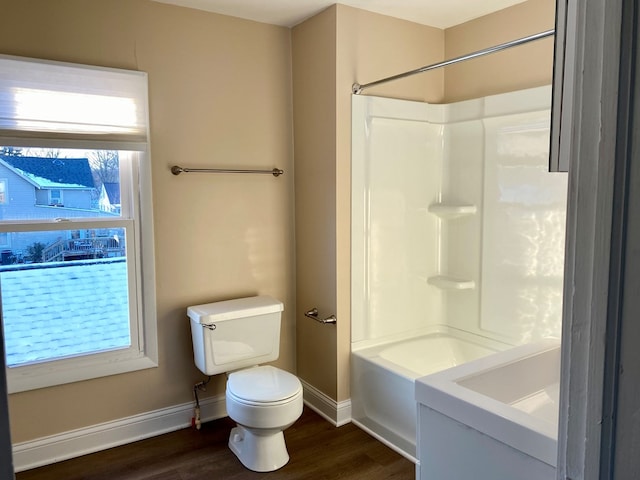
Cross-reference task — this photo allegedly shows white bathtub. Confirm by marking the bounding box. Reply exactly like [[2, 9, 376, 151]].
[[415, 338, 560, 480], [350, 328, 506, 459]]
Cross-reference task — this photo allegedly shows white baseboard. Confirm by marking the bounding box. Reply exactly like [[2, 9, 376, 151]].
[[301, 380, 351, 427], [13, 382, 352, 472], [12, 394, 227, 473]]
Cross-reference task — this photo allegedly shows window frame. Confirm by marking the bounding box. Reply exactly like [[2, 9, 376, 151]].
[[2, 151, 158, 393], [0, 55, 157, 393], [47, 188, 63, 206]]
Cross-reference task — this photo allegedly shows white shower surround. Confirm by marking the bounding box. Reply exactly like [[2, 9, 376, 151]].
[[350, 85, 567, 458]]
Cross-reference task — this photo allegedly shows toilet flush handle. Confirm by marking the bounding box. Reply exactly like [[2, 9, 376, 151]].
[[304, 307, 337, 325]]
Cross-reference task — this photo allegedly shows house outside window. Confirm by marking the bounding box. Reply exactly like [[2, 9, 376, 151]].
[[0, 54, 157, 393]]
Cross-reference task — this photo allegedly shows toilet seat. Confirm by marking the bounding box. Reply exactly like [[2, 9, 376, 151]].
[[226, 366, 304, 432], [227, 366, 302, 405]]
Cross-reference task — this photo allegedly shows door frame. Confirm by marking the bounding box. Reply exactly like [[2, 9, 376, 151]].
[[556, 0, 637, 478]]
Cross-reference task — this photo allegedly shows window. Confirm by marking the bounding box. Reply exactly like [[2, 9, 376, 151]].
[[0, 179, 6, 204], [48, 188, 62, 206], [0, 55, 157, 393]]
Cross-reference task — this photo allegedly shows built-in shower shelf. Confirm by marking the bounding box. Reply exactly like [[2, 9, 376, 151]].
[[427, 275, 476, 290], [427, 204, 477, 219]]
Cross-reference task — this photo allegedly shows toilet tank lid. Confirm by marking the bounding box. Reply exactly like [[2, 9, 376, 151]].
[[187, 295, 283, 324]]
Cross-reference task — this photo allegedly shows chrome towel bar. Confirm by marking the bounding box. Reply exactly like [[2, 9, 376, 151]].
[[171, 165, 284, 177], [304, 307, 337, 325]]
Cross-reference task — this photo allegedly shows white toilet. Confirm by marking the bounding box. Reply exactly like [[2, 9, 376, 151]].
[[187, 295, 303, 472]]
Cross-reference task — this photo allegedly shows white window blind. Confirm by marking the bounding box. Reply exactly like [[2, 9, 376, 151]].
[[0, 55, 149, 151]]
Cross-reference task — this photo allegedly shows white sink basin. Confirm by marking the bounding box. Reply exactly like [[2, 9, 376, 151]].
[[456, 341, 560, 425], [415, 338, 560, 471]]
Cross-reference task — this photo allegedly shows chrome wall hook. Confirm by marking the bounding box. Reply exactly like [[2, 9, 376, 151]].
[[304, 307, 337, 325]]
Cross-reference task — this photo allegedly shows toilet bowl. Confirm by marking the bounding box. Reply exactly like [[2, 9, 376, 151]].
[[226, 365, 303, 471], [187, 296, 303, 472]]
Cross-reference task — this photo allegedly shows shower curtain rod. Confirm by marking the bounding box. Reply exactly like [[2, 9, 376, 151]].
[[352, 29, 555, 94]]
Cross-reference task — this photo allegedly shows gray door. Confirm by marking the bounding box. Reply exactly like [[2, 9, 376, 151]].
[[605, 1, 640, 475]]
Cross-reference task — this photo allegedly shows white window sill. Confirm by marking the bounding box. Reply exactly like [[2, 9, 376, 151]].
[[6, 351, 158, 394]]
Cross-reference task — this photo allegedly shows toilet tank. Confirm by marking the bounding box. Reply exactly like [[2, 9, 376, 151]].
[[187, 295, 284, 376]]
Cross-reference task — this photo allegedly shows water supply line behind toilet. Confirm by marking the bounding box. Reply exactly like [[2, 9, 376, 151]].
[[192, 376, 211, 430]]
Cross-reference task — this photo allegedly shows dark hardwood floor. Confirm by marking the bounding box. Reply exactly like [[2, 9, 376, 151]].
[[15, 407, 415, 480]]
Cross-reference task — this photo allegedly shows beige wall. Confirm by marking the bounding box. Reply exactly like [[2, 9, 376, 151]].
[[292, 7, 338, 398], [444, 0, 556, 102], [293, 5, 444, 402], [2, 0, 295, 443], [337, 5, 445, 103]]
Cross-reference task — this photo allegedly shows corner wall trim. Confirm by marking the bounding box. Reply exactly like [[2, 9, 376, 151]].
[[301, 380, 351, 427], [12, 394, 227, 473]]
